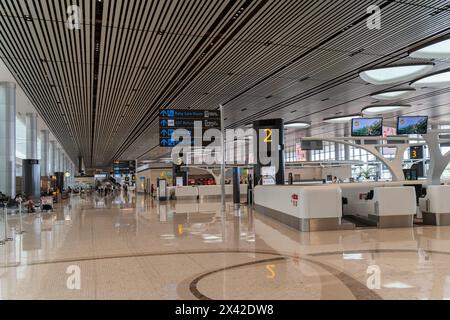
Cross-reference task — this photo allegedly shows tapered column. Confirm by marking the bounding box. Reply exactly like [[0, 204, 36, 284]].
[[233, 167, 240, 206], [25, 113, 38, 159], [23, 113, 40, 199], [59, 149, 64, 174], [56, 147, 61, 173], [335, 142, 341, 161], [40, 130, 50, 176], [344, 127, 351, 161], [0, 82, 16, 197], [63, 155, 68, 187], [344, 144, 351, 161], [50, 141, 57, 174]]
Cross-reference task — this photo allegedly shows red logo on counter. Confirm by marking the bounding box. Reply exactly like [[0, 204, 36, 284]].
[[291, 194, 299, 207]]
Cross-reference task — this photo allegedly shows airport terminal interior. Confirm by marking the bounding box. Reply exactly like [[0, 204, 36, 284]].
[[4, 0, 450, 301]]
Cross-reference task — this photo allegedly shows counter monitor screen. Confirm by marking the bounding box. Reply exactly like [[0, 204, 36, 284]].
[[351, 118, 383, 137], [397, 116, 428, 135]]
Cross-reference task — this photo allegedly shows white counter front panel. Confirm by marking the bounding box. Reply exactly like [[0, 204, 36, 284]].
[[254, 185, 342, 220]]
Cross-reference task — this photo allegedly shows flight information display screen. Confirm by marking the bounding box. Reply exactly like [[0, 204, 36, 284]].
[[397, 116, 428, 135], [351, 118, 383, 137]]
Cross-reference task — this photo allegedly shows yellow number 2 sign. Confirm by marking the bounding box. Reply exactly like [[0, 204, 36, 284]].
[[264, 129, 273, 143]]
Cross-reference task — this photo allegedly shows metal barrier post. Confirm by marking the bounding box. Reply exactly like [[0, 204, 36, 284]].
[[16, 200, 25, 235], [0, 203, 5, 245], [2, 202, 13, 244]]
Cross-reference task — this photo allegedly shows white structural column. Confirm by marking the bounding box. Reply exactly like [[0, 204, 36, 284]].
[[40, 130, 50, 176], [50, 141, 57, 174], [59, 150, 64, 173], [25, 113, 38, 159], [335, 142, 341, 161], [56, 147, 61, 172], [344, 128, 351, 161], [423, 130, 450, 185], [0, 82, 16, 197], [64, 155, 68, 186], [71, 162, 74, 186], [68, 161, 73, 187]]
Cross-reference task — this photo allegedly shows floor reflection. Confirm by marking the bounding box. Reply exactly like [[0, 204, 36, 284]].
[[1, 192, 450, 299]]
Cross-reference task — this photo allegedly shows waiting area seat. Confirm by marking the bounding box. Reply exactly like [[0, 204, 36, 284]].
[[419, 185, 450, 226]]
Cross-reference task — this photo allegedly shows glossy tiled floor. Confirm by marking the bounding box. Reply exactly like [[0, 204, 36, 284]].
[[1, 192, 450, 300]]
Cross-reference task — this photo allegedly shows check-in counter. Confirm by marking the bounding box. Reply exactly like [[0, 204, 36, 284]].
[[197, 185, 247, 198], [173, 184, 249, 200], [175, 186, 199, 199], [198, 185, 229, 198], [372, 187, 416, 228], [419, 185, 450, 226], [341, 182, 381, 218], [342, 185, 416, 228], [254, 185, 347, 232]]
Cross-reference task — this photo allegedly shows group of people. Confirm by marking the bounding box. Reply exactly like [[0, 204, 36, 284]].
[[96, 184, 128, 196], [0, 191, 38, 213]]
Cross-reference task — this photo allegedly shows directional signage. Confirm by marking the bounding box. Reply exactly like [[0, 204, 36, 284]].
[[159, 109, 221, 147]]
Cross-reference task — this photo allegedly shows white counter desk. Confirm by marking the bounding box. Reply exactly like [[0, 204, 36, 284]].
[[254, 185, 351, 232]]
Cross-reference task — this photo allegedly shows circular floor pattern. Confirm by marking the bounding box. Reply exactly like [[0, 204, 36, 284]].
[[187, 252, 383, 300], [2, 247, 450, 300]]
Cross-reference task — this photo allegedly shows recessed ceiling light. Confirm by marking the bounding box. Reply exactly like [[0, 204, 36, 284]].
[[359, 63, 434, 85], [324, 114, 362, 124], [411, 68, 450, 88], [410, 37, 450, 59], [362, 105, 411, 115], [370, 88, 416, 100], [285, 122, 311, 129]]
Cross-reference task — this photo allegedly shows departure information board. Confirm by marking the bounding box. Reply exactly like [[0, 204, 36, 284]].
[[159, 109, 221, 147]]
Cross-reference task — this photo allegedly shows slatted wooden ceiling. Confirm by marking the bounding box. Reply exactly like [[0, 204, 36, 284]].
[[2, 0, 450, 166]]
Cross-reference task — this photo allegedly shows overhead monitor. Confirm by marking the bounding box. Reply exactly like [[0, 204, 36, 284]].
[[351, 118, 383, 137], [397, 116, 428, 135], [300, 140, 323, 150]]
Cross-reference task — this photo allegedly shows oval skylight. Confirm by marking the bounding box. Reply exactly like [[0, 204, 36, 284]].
[[410, 38, 450, 59], [370, 88, 416, 101], [285, 122, 311, 129], [359, 63, 434, 85], [411, 69, 450, 88], [362, 105, 410, 115], [324, 114, 362, 124]]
